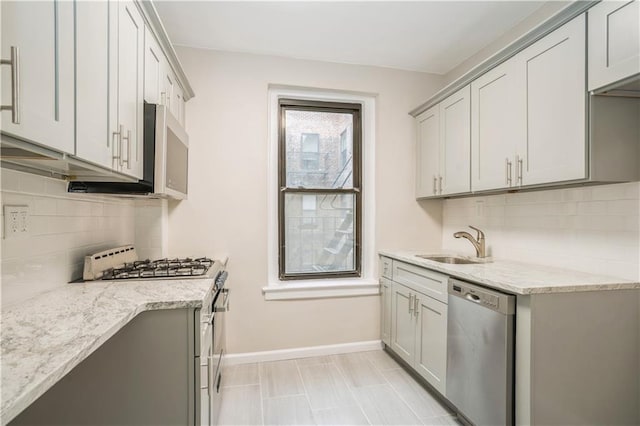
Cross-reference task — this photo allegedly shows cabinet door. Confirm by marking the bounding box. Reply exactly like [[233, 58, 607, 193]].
[[414, 294, 448, 396], [415, 105, 440, 198], [588, 0, 640, 91], [0, 0, 74, 153], [144, 27, 163, 104], [162, 62, 175, 112], [381, 278, 392, 346], [116, 1, 144, 179], [440, 85, 471, 195], [75, 0, 112, 169], [471, 59, 524, 192], [391, 282, 416, 366], [520, 14, 586, 186], [174, 84, 184, 125]]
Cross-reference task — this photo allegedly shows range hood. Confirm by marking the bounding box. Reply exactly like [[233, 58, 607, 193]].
[[1, 133, 137, 183]]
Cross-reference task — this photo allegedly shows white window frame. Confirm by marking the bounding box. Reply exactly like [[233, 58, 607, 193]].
[[264, 86, 378, 300]]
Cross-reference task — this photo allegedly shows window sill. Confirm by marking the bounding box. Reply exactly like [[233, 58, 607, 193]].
[[262, 279, 380, 300]]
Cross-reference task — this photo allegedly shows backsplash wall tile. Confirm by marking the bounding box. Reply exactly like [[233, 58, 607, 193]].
[[1, 169, 136, 307], [442, 182, 640, 281]]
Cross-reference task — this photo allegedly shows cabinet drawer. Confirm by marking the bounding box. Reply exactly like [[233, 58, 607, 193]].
[[380, 256, 393, 279], [392, 261, 448, 304]]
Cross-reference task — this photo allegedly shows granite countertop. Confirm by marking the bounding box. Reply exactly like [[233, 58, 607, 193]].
[[1, 276, 216, 425], [379, 250, 640, 295]]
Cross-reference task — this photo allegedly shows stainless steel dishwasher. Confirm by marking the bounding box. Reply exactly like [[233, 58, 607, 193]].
[[446, 278, 516, 426]]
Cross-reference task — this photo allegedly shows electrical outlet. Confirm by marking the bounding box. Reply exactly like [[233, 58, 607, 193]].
[[3, 205, 30, 239]]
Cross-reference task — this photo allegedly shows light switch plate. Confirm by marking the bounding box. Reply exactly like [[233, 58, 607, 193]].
[[3, 205, 30, 239]]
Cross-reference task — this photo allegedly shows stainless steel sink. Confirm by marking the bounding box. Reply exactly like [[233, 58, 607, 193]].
[[416, 255, 482, 264]]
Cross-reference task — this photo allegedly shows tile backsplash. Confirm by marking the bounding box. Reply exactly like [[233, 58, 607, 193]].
[[1, 169, 136, 307], [442, 182, 640, 281]]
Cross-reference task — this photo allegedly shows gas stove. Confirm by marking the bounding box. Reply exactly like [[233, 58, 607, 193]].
[[82, 245, 223, 282], [101, 257, 215, 280]]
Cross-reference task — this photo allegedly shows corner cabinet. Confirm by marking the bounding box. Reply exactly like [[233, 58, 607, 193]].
[[588, 0, 640, 91], [0, 0, 75, 153], [416, 86, 471, 199], [382, 256, 448, 396]]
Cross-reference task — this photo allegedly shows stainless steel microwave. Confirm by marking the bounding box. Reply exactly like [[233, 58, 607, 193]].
[[68, 103, 189, 199]]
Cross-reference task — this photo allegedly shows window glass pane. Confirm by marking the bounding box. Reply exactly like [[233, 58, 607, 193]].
[[285, 110, 353, 189], [283, 193, 355, 275]]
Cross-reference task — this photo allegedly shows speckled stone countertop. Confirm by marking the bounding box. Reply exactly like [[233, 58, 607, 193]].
[[379, 250, 640, 295], [1, 276, 216, 425]]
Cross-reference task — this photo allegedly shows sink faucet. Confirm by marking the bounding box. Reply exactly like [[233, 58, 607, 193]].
[[453, 226, 486, 258]]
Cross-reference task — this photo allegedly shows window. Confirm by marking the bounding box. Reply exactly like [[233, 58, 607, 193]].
[[278, 99, 362, 280]]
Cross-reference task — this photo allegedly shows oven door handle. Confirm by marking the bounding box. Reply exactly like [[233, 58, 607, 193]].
[[214, 288, 230, 313]]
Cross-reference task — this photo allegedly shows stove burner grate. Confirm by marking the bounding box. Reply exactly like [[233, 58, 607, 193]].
[[101, 257, 214, 280]]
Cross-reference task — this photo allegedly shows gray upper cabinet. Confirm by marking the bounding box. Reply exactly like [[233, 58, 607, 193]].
[[144, 26, 164, 106], [75, 0, 111, 170], [1, 0, 193, 182], [1, 0, 75, 154], [471, 58, 523, 192], [439, 86, 471, 196], [517, 13, 587, 186], [588, 0, 640, 91], [415, 105, 440, 198], [472, 14, 587, 192], [415, 86, 470, 198], [110, 1, 145, 180]]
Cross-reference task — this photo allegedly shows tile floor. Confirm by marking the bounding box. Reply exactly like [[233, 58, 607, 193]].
[[219, 350, 462, 425]]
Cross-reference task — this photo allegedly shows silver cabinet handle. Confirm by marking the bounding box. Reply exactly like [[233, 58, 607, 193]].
[[200, 357, 209, 391], [160, 91, 166, 105], [1, 46, 20, 124], [414, 297, 419, 317], [505, 158, 512, 186], [438, 176, 443, 194], [516, 155, 523, 185], [432, 176, 437, 195], [122, 129, 131, 169], [112, 125, 122, 166], [408, 293, 413, 314]]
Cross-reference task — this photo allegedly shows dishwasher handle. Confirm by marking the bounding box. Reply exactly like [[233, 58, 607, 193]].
[[448, 278, 515, 315]]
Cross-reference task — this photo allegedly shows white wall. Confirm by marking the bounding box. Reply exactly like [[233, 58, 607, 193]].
[[1, 169, 136, 307], [442, 183, 640, 281], [169, 47, 444, 353]]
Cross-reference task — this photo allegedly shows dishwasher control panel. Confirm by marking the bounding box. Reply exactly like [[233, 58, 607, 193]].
[[449, 279, 515, 315]]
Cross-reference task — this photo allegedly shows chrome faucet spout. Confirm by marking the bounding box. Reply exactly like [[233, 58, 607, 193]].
[[453, 226, 486, 258]]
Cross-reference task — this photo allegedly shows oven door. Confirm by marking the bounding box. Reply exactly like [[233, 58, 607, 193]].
[[198, 319, 213, 426], [210, 287, 229, 425]]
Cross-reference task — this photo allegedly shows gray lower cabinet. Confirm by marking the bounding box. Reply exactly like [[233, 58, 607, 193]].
[[414, 293, 447, 395], [380, 277, 392, 345], [386, 258, 449, 396], [10, 309, 198, 426]]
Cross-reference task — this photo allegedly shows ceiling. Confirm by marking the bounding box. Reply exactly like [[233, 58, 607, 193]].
[[154, 1, 548, 75]]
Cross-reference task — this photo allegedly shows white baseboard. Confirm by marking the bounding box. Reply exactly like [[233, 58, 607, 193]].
[[225, 340, 383, 366]]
